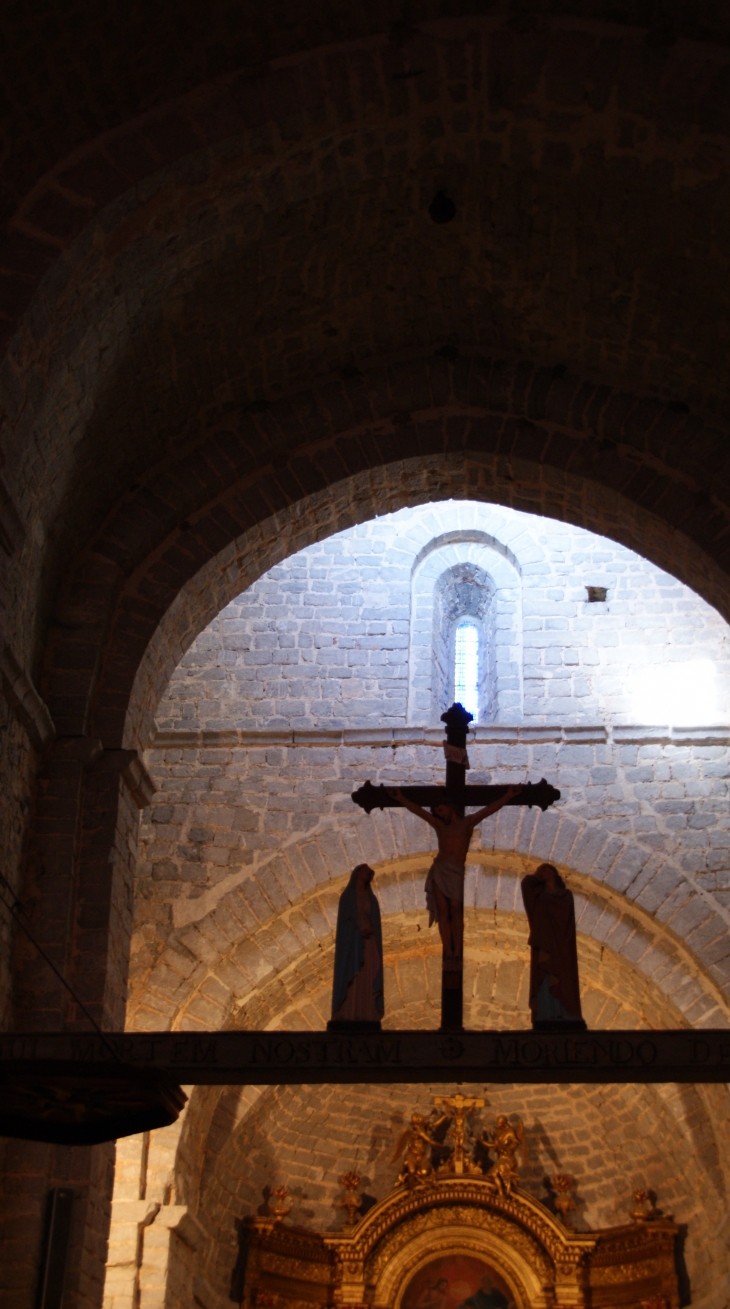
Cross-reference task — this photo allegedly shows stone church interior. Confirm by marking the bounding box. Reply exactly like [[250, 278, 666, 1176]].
[[1, 4, 730, 1309]]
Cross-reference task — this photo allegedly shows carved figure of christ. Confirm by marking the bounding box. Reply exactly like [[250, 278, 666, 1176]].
[[389, 786, 520, 1019]]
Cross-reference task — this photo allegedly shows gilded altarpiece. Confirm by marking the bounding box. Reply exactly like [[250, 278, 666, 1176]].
[[238, 1104, 679, 1309]]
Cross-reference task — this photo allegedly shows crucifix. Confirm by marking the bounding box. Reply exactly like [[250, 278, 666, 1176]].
[[351, 703, 560, 1032], [3, 708, 729, 1150], [432, 1091, 485, 1175]]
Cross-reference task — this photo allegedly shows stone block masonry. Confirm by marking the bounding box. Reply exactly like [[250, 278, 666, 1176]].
[[132, 725, 730, 1023], [4, 8, 730, 1308], [157, 502, 730, 733]]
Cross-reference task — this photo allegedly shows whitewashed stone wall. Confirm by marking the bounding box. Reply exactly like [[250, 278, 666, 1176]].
[[156, 502, 730, 732]]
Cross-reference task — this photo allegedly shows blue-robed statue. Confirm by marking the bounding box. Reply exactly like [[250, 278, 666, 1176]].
[[329, 864, 384, 1030]]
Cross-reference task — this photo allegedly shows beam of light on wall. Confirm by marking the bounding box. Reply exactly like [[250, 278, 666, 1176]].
[[631, 659, 720, 725], [454, 621, 479, 721]]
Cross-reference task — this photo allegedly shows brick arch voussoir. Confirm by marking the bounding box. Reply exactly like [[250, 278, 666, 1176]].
[[412, 526, 526, 579], [41, 355, 730, 748], [129, 814, 730, 1042], [414, 539, 520, 596]]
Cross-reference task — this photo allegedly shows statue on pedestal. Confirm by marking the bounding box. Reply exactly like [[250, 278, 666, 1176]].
[[520, 863, 585, 1031], [329, 864, 384, 1030], [391, 1110, 450, 1187], [480, 1115, 526, 1195]]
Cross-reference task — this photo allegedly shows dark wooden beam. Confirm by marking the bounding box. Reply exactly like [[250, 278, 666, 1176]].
[[351, 779, 560, 814], [1, 1028, 728, 1084]]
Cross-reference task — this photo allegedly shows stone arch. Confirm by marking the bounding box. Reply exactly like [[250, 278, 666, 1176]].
[[16, 376, 730, 1304], [116, 409, 730, 759], [141, 876, 730, 1309], [25, 408, 730, 1044], [128, 840, 730, 1035], [166, 864, 730, 1223], [9, 13, 730, 1050], [115, 830, 730, 1297], [5, 13, 730, 625], [161, 1075, 730, 1308], [374, 1217, 544, 1309], [8, 14, 730, 1309], [4, 21, 730, 563], [412, 530, 523, 579]]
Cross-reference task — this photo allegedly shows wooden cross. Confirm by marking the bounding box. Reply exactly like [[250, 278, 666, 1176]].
[[432, 1091, 485, 1175], [351, 703, 560, 1032]]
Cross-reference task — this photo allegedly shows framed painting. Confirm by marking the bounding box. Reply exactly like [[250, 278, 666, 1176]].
[[399, 1254, 514, 1309]]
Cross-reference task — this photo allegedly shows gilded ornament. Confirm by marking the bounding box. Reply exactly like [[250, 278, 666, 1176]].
[[363, 1197, 552, 1286], [433, 1093, 485, 1177], [391, 1110, 450, 1187], [268, 1186, 292, 1222], [238, 1100, 679, 1309], [480, 1116, 527, 1195], [590, 1257, 667, 1286], [340, 1171, 364, 1228], [551, 1175, 576, 1229], [630, 1189, 663, 1223]]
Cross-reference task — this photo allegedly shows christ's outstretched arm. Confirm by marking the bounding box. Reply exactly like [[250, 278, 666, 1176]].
[[467, 784, 523, 829], [387, 788, 440, 829]]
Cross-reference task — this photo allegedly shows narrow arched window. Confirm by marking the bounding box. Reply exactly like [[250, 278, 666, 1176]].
[[454, 620, 479, 721]]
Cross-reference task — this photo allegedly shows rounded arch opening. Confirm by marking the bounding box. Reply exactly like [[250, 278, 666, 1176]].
[[132, 846, 730, 1309], [122, 457, 730, 755], [110, 488, 730, 1309], [385, 1230, 538, 1309]]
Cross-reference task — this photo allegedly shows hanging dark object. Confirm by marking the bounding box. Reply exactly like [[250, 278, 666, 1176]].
[[0, 1064, 187, 1144], [0, 870, 186, 1144], [429, 191, 456, 223]]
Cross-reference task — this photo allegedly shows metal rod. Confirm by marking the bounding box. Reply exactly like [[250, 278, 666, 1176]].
[[0, 872, 122, 1063]]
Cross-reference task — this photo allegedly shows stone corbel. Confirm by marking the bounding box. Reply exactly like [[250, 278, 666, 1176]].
[[121, 751, 157, 808], [0, 636, 55, 750], [95, 748, 157, 808], [109, 1197, 161, 1230], [45, 739, 155, 805], [155, 1204, 207, 1251]]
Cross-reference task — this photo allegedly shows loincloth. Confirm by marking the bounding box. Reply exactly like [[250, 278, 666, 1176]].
[[425, 857, 466, 927]]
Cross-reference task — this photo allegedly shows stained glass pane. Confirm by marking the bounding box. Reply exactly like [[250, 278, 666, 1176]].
[[454, 621, 479, 721]]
